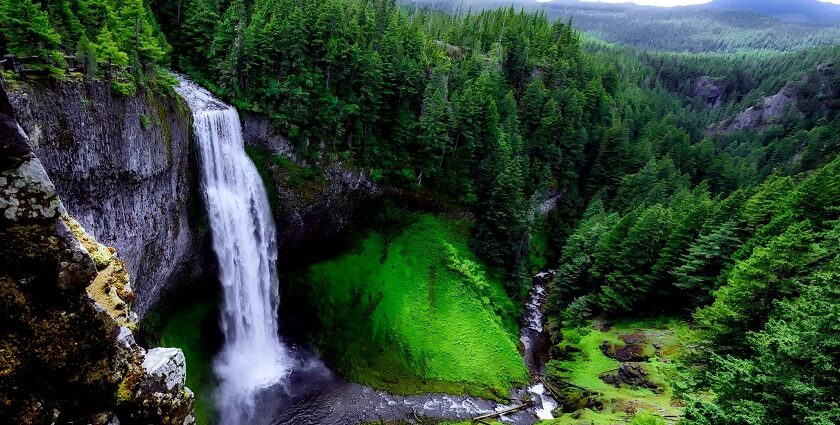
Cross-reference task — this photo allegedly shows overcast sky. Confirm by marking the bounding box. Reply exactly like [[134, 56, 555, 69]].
[[571, 0, 840, 7]]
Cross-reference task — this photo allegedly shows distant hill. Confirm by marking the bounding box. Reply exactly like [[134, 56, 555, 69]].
[[703, 0, 840, 25], [403, 0, 840, 52]]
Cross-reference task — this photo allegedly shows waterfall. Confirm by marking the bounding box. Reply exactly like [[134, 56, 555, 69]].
[[175, 77, 292, 424]]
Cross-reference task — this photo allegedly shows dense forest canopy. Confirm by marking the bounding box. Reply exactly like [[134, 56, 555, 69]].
[[0, 0, 838, 424], [0, 0, 170, 88]]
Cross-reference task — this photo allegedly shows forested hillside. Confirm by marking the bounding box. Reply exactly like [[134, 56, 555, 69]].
[[1, 0, 838, 424], [407, 0, 840, 52], [706, 0, 840, 24]]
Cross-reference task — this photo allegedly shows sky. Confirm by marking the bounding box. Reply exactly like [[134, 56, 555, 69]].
[[570, 0, 840, 7]]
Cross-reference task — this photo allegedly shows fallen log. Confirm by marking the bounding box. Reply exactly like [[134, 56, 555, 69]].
[[538, 376, 564, 399], [548, 376, 591, 393], [471, 401, 532, 422]]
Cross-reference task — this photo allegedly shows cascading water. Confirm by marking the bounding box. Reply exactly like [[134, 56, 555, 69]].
[[175, 77, 292, 424]]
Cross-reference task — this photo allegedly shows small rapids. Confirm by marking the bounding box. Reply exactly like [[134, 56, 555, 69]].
[[175, 77, 294, 425]]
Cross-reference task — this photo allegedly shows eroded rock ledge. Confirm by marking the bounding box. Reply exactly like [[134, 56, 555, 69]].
[[0, 92, 194, 425]]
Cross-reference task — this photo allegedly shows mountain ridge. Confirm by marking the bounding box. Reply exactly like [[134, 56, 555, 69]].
[[702, 0, 840, 24]]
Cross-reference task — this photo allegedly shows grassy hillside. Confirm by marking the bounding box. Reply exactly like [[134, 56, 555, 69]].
[[545, 319, 688, 424], [295, 213, 529, 399]]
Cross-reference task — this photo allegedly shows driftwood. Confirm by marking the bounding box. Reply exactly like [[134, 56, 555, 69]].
[[542, 375, 592, 393], [471, 401, 532, 422], [538, 376, 564, 399]]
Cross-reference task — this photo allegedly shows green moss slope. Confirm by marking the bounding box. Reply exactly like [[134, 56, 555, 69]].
[[301, 214, 528, 399]]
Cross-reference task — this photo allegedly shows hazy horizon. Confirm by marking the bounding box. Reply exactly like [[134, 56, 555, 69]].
[[567, 0, 840, 7]]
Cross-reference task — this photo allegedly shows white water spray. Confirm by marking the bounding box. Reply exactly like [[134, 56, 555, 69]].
[[176, 77, 292, 424]]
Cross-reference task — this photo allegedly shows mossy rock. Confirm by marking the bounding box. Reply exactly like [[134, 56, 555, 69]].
[[599, 332, 656, 362]]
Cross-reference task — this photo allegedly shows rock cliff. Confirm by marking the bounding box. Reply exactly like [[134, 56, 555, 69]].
[[241, 113, 380, 258], [692, 76, 724, 109], [0, 89, 194, 424], [711, 85, 796, 134], [710, 60, 838, 134], [3, 78, 203, 316]]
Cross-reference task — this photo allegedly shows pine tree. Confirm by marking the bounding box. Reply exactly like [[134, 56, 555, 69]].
[[694, 222, 821, 354], [472, 136, 526, 275], [46, 0, 84, 48], [180, 0, 220, 66], [597, 204, 672, 313], [417, 72, 451, 184], [96, 26, 128, 69], [75, 34, 97, 77], [589, 121, 629, 196], [672, 220, 741, 305], [0, 0, 65, 74]]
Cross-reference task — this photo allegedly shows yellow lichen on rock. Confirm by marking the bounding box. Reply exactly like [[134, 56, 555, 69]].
[[61, 216, 115, 269], [87, 261, 136, 325], [60, 215, 136, 325]]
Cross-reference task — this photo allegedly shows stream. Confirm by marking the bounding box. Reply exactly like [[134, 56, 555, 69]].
[[257, 270, 559, 425]]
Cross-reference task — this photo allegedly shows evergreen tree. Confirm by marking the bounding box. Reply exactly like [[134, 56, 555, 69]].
[[96, 26, 128, 69], [417, 71, 450, 184], [685, 262, 840, 425], [472, 136, 526, 275], [0, 0, 65, 74], [75, 34, 97, 77], [180, 0, 220, 66], [596, 204, 672, 313], [673, 220, 741, 305], [694, 222, 822, 354], [589, 121, 629, 196]]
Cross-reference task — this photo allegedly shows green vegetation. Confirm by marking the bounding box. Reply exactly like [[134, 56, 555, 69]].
[[528, 218, 552, 273], [245, 145, 327, 210], [409, 0, 840, 53], [292, 213, 528, 399], [152, 1, 619, 295], [162, 1, 836, 421], [0, 0, 170, 84], [2, 0, 835, 421], [145, 300, 218, 425], [544, 319, 685, 425]]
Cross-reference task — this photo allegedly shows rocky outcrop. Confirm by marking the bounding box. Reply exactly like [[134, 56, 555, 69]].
[[692, 76, 723, 109], [3, 78, 203, 316], [241, 111, 296, 158], [710, 61, 839, 134], [241, 114, 380, 257], [710, 85, 796, 134], [0, 93, 194, 425]]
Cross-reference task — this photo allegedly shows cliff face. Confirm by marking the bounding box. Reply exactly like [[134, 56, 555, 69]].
[[4, 79, 203, 316], [0, 91, 194, 424], [692, 76, 723, 109], [711, 86, 796, 134], [710, 61, 839, 134], [241, 113, 380, 257]]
